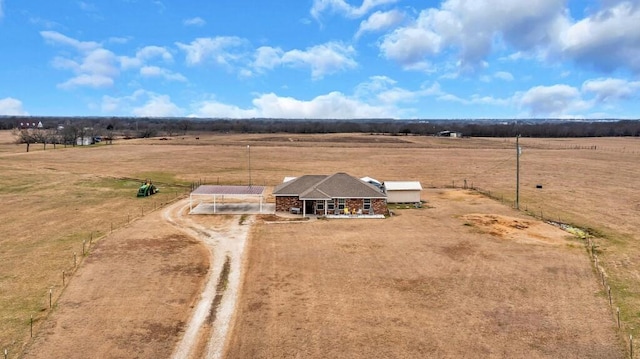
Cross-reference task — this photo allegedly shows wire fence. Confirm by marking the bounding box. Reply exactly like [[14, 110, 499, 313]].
[[7, 180, 635, 358], [446, 179, 635, 358], [5, 188, 190, 359]]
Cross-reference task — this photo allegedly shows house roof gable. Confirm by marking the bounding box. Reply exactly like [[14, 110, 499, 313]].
[[273, 173, 386, 199]]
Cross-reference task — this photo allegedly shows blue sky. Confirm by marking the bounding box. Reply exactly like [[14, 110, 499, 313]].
[[0, 0, 639, 119]]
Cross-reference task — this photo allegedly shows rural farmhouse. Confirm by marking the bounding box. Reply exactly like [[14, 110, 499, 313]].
[[383, 181, 423, 204], [273, 172, 387, 217]]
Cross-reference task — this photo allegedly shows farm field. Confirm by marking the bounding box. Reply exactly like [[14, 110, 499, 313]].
[[0, 130, 638, 357]]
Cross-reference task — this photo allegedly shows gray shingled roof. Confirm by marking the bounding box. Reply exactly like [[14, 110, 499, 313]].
[[273, 173, 386, 199]]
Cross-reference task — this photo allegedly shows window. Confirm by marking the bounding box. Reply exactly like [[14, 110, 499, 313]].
[[337, 198, 345, 210], [316, 202, 324, 210], [327, 202, 335, 211], [364, 199, 371, 210]]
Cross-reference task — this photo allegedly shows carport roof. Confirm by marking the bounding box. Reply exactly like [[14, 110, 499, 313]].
[[191, 185, 265, 196]]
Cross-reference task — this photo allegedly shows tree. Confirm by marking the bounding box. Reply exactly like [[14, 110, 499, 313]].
[[13, 128, 35, 152]]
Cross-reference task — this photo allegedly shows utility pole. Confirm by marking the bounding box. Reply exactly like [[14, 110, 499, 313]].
[[516, 134, 520, 210], [247, 145, 252, 186]]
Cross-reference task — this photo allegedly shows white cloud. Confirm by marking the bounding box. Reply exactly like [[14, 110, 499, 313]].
[[102, 90, 182, 117], [582, 78, 640, 103], [355, 9, 405, 38], [176, 36, 248, 67], [280, 42, 357, 79], [251, 42, 357, 79], [133, 94, 182, 117], [140, 66, 187, 82], [517, 84, 589, 116], [559, 1, 640, 73], [253, 46, 285, 72], [192, 77, 449, 119], [120, 45, 173, 70], [41, 31, 119, 89], [0, 98, 28, 115], [311, 0, 400, 19], [191, 98, 259, 118], [378, 1, 640, 75], [40, 30, 100, 52], [494, 71, 514, 81], [377, 0, 564, 72], [184, 17, 206, 26], [191, 91, 396, 119]]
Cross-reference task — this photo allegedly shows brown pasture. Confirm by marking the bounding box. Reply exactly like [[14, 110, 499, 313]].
[[0, 131, 638, 357]]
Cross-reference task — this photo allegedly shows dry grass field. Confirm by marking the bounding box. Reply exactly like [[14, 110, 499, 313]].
[[1, 130, 638, 357]]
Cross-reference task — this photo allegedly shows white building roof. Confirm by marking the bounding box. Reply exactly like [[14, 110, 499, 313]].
[[384, 181, 423, 191], [360, 176, 381, 185]]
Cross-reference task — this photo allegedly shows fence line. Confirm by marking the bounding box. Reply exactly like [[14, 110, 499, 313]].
[[13, 188, 190, 358], [457, 179, 635, 358]]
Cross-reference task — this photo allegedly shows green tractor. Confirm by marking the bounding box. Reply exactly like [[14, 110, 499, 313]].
[[137, 180, 159, 197]]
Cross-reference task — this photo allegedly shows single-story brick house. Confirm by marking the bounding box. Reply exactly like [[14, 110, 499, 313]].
[[273, 172, 387, 217]]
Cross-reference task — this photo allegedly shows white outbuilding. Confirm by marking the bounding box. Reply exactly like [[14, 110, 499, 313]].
[[383, 181, 423, 204]]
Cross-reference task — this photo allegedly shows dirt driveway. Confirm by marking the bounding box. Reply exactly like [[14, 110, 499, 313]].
[[165, 200, 252, 359], [23, 199, 252, 359]]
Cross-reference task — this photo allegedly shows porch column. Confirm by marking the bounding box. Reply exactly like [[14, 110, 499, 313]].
[[303, 199, 306, 217]]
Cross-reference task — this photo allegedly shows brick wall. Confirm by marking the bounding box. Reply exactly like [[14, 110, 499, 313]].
[[276, 196, 387, 215], [275, 196, 302, 212]]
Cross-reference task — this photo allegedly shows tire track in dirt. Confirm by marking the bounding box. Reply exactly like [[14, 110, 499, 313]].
[[163, 199, 252, 359]]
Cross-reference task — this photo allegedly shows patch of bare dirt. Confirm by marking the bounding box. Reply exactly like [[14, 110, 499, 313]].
[[462, 213, 572, 245]]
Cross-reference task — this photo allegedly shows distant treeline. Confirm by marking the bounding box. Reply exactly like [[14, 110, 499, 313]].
[[1, 116, 639, 138]]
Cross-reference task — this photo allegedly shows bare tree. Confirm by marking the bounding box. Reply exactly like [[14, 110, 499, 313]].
[[13, 128, 35, 152]]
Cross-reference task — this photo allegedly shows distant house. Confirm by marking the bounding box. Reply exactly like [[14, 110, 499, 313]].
[[273, 172, 387, 217], [437, 130, 462, 138], [383, 181, 423, 204], [18, 121, 43, 129], [76, 136, 94, 146]]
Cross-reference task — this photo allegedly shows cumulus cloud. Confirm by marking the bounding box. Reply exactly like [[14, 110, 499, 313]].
[[253, 46, 285, 72], [355, 9, 405, 39], [184, 17, 206, 26], [0, 98, 28, 115], [311, 0, 399, 19], [582, 78, 640, 103], [559, 1, 640, 73], [41, 31, 119, 89], [132, 94, 182, 117], [252, 42, 357, 79], [517, 84, 588, 117], [379, 0, 566, 73], [120, 45, 173, 70], [176, 36, 248, 67], [191, 76, 449, 119], [280, 42, 357, 79], [103, 90, 183, 117], [378, 0, 640, 75], [193, 92, 395, 119]]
